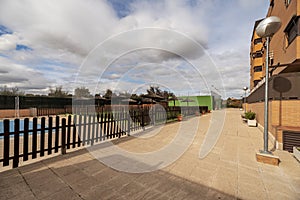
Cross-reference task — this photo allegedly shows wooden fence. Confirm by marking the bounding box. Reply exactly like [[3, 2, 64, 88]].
[[0, 106, 204, 168]]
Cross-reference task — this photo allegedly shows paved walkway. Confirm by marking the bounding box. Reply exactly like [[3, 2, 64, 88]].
[[0, 109, 299, 200]]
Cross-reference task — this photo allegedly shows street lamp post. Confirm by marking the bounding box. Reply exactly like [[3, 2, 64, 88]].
[[243, 87, 248, 114], [256, 16, 281, 154]]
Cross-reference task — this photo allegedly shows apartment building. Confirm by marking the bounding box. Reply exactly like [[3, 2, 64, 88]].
[[250, 19, 264, 90], [247, 0, 300, 152]]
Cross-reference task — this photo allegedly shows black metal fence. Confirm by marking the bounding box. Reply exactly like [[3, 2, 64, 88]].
[[0, 106, 204, 168], [0, 96, 74, 109], [247, 72, 300, 103]]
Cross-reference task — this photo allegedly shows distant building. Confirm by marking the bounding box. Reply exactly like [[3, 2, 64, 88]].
[[250, 19, 264, 90], [247, 0, 300, 152], [226, 98, 242, 108], [168, 93, 221, 111]]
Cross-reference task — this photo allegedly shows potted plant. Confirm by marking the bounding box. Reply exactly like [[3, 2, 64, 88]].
[[245, 111, 257, 127], [293, 147, 300, 162], [177, 114, 183, 121]]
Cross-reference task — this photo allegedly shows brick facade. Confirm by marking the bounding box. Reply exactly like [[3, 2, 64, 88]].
[[245, 100, 300, 148], [0, 109, 33, 118]]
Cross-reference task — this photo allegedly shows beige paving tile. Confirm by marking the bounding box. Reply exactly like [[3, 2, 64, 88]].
[[0, 171, 24, 187], [206, 189, 236, 200], [211, 166, 238, 197], [238, 169, 265, 190], [0, 181, 32, 200], [268, 191, 300, 200], [189, 167, 215, 186], [43, 186, 82, 200], [263, 180, 295, 198], [1, 109, 300, 199], [238, 182, 268, 200]]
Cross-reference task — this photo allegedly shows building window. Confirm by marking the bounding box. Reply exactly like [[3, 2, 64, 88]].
[[284, 16, 300, 44], [252, 51, 263, 58], [285, 0, 291, 7], [254, 66, 262, 72], [253, 80, 260, 87], [254, 38, 262, 44]]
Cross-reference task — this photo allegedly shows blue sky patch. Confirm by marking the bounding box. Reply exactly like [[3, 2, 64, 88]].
[[0, 25, 13, 36], [16, 44, 33, 51], [107, 0, 134, 18]]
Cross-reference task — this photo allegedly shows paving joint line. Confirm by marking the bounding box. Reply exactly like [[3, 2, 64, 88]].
[[17, 168, 38, 200], [44, 160, 85, 200]]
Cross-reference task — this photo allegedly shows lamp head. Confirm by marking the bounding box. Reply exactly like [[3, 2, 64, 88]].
[[256, 16, 281, 38]]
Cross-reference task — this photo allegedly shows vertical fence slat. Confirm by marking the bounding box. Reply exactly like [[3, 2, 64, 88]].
[[32, 118, 37, 159], [87, 115, 91, 145], [124, 111, 127, 135], [40, 117, 45, 157], [3, 120, 10, 166], [13, 119, 20, 168], [134, 111, 137, 131], [105, 113, 108, 139], [23, 118, 29, 161], [67, 115, 71, 149], [78, 115, 82, 147], [72, 115, 77, 148], [127, 112, 131, 136], [100, 113, 104, 141], [61, 118, 66, 154], [113, 113, 116, 138], [109, 113, 113, 139], [141, 109, 145, 131], [48, 117, 53, 155], [116, 112, 120, 138], [54, 116, 59, 153], [117, 112, 121, 137], [83, 115, 87, 146], [96, 114, 99, 142], [120, 111, 124, 136], [91, 114, 96, 145]]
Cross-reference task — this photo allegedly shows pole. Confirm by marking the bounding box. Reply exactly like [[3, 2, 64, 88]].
[[244, 91, 246, 114], [263, 36, 270, 154], [243, 87, 248, 114]]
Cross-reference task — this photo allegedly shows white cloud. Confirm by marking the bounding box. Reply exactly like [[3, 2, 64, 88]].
[[0, 33, 18, 51], [0, 0, 269, 98], [0, 56, 54, 93]]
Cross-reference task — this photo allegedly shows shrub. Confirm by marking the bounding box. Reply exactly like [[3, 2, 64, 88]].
[[245, 111, 256, 120]]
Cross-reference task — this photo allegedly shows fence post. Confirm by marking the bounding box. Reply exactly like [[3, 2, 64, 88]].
[[61, 118, 66, 155]]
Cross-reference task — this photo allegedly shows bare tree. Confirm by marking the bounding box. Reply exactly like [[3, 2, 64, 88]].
[[48, 86, 69, 97], [74, 87, 92, 98], [0, 85, 24, 96]]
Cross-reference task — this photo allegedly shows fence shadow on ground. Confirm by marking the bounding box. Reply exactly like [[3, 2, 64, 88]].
[[0, 147, 235, 199]]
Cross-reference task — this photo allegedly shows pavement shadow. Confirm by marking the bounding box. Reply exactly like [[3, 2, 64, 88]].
[[0, 147, 236, 200]]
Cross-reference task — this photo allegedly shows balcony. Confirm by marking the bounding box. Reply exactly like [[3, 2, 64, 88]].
[[253, 43, 263, 52], [252, 57, 263, 66]]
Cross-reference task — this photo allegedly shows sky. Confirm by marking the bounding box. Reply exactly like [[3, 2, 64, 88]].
[[0, 0, 269, 98]]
